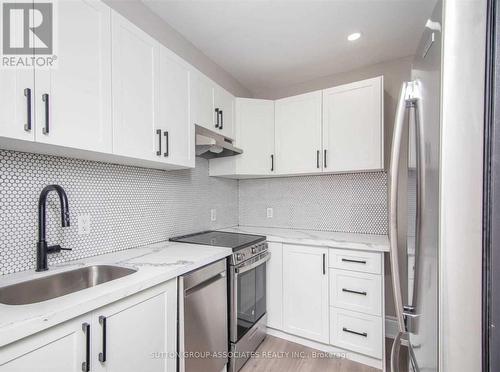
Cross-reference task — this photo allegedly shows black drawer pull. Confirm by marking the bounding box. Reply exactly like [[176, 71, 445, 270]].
[[156, 129, 162, 156], [219, 110, 223, 130], [342, 327, 368, 337], [215, 108, 220, 128], [24, 88, 32, 131], [98, 316, 107, 363], [82, 322, 90, 372], [42, 93, 49, 134], [341, 258, 367, 264], [342, 288, 367, 296], [322, 253, 326, 275]]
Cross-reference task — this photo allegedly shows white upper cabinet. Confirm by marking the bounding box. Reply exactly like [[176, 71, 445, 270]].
[[213, 85, 235, 140], [275, 91, 323, 175], [209, 98, 275, 177], [158, 46, 194, 167], [111, 11, 159, 161], [190, 71, 215, 131], [35, 0, 112, 153], [0, 70, 34, 142], [323, 76, 384, 172]]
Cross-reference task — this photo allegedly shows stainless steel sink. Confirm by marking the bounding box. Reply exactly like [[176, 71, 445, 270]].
[[0, 265, 137, 305]]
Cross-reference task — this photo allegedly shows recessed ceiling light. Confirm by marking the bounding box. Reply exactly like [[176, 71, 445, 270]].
[[347, 32, 361, 42]]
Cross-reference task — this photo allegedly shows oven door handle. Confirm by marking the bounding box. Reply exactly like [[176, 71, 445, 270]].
[[235, 253, 270, 275]]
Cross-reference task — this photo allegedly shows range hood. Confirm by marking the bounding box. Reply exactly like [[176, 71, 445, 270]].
[[195, 125, 243, 159]]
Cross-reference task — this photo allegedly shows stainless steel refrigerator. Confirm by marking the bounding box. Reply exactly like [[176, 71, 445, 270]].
[[389, 2, 442, 371]]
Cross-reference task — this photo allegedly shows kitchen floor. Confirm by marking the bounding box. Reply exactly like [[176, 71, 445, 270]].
[[240, 336, 407, 372]]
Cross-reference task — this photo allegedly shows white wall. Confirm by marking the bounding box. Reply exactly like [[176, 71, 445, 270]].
[[440, 0, 486, 370], [103, 0, 252, 98]]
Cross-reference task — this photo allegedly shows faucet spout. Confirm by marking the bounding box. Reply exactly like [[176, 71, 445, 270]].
[[36, 185, 71, 272]]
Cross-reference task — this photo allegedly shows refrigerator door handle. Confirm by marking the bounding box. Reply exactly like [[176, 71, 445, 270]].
[[389, 82, 409, 333], [405, 80, 425, 330]]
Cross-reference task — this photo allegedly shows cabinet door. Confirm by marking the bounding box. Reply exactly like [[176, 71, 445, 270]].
[[283, 244, 329, 343], [266, 242, 283, 330], [158, 46, 194, 167], [95, 280, 176, 372], [322, 76, 384, 172], [0, 315, 92, 372], [35, 0, 112, 153], [190, 71, 215, 131], [237, 98, 275, 175], [0, 70, 34, 142], [214, 86, 235, 140], [275, 91, 323, 175], [112, 11, 159, 161], [0, 0, 35, 143]]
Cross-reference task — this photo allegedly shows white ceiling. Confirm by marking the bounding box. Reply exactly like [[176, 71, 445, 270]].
[[142, 0, 437, 96]]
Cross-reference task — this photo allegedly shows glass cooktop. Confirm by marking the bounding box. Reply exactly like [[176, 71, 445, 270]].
[[170, 231, 265, 251]]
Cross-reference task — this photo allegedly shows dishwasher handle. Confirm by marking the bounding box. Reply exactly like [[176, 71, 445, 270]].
[[185, 272, 226, 297]]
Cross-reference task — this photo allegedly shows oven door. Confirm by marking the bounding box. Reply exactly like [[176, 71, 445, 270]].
[[230, 251, 270, 343]]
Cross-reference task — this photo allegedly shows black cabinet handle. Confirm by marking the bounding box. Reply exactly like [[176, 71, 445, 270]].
[[82, 322, 90, 372], [156, 129, 162, 156], [271, 154, 274, 172], [342, 327, 368, 337], [219, 110, 223, 130], [42, 93, 49, 134], [342, 288, 367, 296], [98, 316, 107, 363], [324, 149, 327, 168], [341, 258, 367, 264], [164, 131, 169, 157], [215, 108, 220, 128], [24, 88, 32, 132], [322, 253, 326, 275], [317, 150, 320, 168]]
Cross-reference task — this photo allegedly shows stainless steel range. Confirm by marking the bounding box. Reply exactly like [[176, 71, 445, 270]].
[[170, 231, 269, 372]]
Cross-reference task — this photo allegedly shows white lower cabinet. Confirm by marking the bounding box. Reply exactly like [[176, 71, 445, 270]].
[[0, 279, 177, 372], [330, 308, 383, 359], [266, 242, 283, 330], [282, 244, 329, 343], [0, 314, 91, 372]]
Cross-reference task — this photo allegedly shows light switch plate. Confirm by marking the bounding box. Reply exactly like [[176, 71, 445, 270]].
[[266, 208, 273, 218], [210, 209, 217, 222]]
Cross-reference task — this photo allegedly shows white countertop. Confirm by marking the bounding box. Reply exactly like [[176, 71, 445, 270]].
[[0, 241, 232, 347], [221, 226, 389, 253]]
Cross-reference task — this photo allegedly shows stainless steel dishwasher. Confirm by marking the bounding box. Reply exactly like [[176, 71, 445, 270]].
[[178, 259, 228, 372]]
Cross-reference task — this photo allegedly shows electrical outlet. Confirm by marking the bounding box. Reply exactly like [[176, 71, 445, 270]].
[[78, 214, 91, 235], [266, 208, 273, 218], [210, 209, 217, 222]]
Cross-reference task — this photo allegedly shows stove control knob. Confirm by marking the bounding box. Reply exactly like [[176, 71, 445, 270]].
[[236, 253, 243, 261], [252, 247, 257, 254]]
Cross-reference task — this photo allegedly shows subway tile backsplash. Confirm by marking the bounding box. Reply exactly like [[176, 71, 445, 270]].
[[238, 172, 388, 235], [0, 150, 238, 275], [0, 150, 388, 276]]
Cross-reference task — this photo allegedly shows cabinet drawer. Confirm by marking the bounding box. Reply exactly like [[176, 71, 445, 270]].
[[330, 269, 382, 316], [330, 308, 383, 359], [329, 249, 382, 274]]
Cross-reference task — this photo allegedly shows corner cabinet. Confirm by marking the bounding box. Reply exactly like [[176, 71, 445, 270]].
[[209, 98, 275, 177], [208, 76, 384, 178], [0, 280, 177, 372]]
